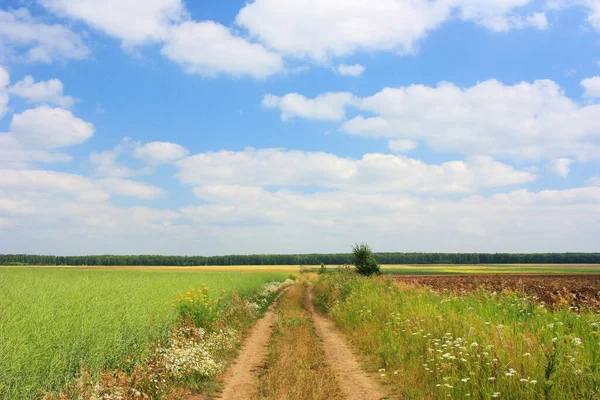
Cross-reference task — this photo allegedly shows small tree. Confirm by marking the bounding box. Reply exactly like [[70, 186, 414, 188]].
[[352, 243, 380, 276]]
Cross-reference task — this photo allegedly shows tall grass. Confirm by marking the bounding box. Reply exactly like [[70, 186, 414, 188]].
[[313, 271, 600, 399], [0, 267, 287, 399]]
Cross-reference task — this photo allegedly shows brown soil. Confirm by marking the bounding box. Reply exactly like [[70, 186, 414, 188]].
[[307, 286, 389, 400], [394, 274, 600, 310], [217, 303, 279, 400]]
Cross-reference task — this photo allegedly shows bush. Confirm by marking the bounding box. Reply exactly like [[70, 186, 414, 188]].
[[318, 263, 327, 274], [352, 243, 380, 276]]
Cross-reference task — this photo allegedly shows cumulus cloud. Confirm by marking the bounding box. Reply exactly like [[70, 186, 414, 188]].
[[9, 75, 75, 108], [336, 64, 365, 77], [40, 0, 186, 45], [0, 169, 110, 202], [453, 0, 547, 32], [236, 0, 547, 61], [581, 76, 600, 98], [10, 106, 94, 149], [262, 92, 354, 121], [548, 0, 600, 31], [90, 139, 150, 178], [91, 138, 186, 177], [0, 169, 165, 203], [236, 0, 451, 60], [548, 158, 574, 177], [0, 134, 71, 169], [0, 8, 89, 63], [388, 139, 418, 153], [133, 141, 189, 164], [99, 178, 166, 200], [161, 21, 284, 79], [176, 148, 536, 194], [267, 79, 600, 161], [587, 176, 600, 186], [0, 66, 8, 118]]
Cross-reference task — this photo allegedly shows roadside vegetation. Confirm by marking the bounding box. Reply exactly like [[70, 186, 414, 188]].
[[313, 269, 600, 399], [0, 267, 290, 399], [258, 281, 342, 400]]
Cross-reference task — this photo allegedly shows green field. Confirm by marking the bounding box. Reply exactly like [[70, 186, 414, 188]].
[[0, 267, 288, 399]]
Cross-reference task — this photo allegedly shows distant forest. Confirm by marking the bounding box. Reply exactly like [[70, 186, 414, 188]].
[[1, 253, 599, 266]]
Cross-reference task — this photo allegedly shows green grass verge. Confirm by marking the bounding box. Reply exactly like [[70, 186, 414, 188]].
[[313, 271, 600, 399]]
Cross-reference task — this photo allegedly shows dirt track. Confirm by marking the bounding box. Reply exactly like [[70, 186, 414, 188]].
[[307, 287, 388, 400], [217, 284, 388, 400], [217, 306, 278, 400]]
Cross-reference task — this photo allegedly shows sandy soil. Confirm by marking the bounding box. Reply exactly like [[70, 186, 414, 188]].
[[307, 287, 389, 400]]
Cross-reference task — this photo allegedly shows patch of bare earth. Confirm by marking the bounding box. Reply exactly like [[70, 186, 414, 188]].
[[394, 274, 600, 310], [307, 286, 390, 400], [216, 301, 280, 400]]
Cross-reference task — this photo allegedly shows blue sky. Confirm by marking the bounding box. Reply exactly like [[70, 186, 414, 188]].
[[0, 0, 599, 255]]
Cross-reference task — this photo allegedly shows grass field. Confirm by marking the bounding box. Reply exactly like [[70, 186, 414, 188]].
[[0, 267, 288, 399], [313, 271, 600, 399]]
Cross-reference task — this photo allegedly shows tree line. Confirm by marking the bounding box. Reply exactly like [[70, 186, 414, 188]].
[[1, 252, 599, 266]]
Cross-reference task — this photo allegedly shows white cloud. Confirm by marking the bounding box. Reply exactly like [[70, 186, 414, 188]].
[[388, 139, 418, 153], [133, 141, 189, 164], [91, 138, 184, 177], [0, 65, 8, 118], [40, 0, 187, 45], [336, 64, 365, 77], [0, 169, 165, 203], [548, 0, 600, 31], [161, 21, 284, 79], [0, 8, 89, 63], [269, 79, 600, 161], [99, 178, 166, 200], [0, 134, 71, 169], [262, 92, 354, 121], [581, 76, 600, 98], [453, 0, 547, 31], [89, 139, 150, 178], [236, 0, 451, 60], [0, 169, 110, 202], [236, 0, 547, 61], [176, 148, 536, 194], [9, 75, 75, 108], [587, 176, 600, 186], [10, 106, 94, 149], [548, 158, 574, 177]]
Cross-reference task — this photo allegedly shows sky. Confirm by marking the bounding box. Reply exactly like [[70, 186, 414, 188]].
[[0, 0, 599, 256]]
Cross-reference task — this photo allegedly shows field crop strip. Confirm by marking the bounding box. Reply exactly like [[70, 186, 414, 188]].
[[314, 271, 600, 399], [0, 267, 288, 399]]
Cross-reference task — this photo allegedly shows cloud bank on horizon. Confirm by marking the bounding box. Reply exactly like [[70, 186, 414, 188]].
[[0, 0, 599, 255]]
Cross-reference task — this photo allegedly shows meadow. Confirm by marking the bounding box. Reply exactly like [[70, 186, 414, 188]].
[[313, 270, 600, 399], [0, 267, 289, 399]]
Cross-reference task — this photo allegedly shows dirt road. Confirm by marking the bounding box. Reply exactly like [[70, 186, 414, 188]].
[[217, 306, 278, 400], [307, 287, 388, 400], [217, 283, 389, 400]]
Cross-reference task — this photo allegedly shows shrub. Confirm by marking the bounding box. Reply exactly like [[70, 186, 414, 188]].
[[318, 263, 327, 274], [352, 243, 380, 276]]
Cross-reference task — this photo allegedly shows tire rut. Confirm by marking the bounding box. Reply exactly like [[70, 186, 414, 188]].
[[307, 285, 389, 400], [216, 293, 282, 400]]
